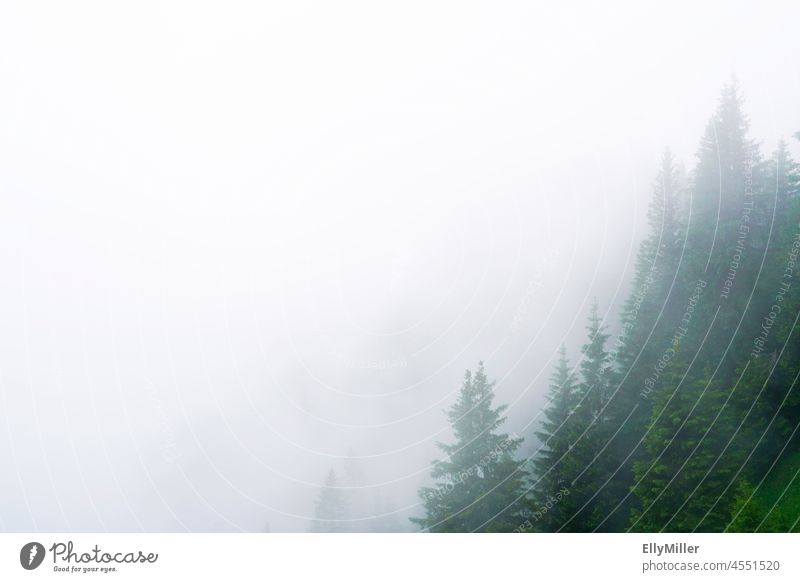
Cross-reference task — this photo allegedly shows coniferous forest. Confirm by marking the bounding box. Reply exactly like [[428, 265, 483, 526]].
[[400, 82, 800, 533], [6, 6, 800, 547]]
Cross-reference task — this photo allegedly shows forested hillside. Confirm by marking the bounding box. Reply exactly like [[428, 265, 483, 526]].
[[409, 81, 800, 532]]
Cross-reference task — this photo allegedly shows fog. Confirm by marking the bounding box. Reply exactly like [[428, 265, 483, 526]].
[[1, 1, 799, 531]]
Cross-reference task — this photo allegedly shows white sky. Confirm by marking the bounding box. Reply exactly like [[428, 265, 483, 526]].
[[1, 1, 799, 531]]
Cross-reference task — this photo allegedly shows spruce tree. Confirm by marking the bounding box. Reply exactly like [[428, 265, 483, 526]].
[[309, 468, 349, 532], [601, 149, 685, 530], [530, 345, 578, 530], [684, 80, 763, 382], [579, 300, 612, 419], [765, 139, 800, 225], [412, 363, 527, 532], [555, 301, 613, 531], [767, 143, 800, 425]]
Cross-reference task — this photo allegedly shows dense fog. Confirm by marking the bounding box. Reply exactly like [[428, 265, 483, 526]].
[[1, 1, 799, 531]]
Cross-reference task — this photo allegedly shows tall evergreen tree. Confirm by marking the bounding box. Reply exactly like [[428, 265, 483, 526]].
[[412, 363, 527, 532], [579, 300, 612, 419], [765, 139, 800, 224], [309, 468, 349, 532], [684, 79, 764, 381], [690, 79, 756, 228], [766, 142, 800, 425], [530, 345, 578, 530], [555, 302, 613, 531], [601, 149, 686, 530]]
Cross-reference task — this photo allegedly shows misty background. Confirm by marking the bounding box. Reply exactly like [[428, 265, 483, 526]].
[[1, 0, 799, 531]]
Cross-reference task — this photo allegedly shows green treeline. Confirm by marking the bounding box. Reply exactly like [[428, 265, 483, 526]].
[[412, 81, 800, 532]]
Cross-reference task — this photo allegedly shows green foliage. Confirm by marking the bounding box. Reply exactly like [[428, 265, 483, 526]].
[[530, 345, 578, 530], [411, 363, 528, 532], [409, 82, 800, 533], [623, 81, 800, 532], [631, 359, 749, 531], [726, 449, 800, 532], [553, 301, 614, 531], [533, 346, 577, 490], [726, 480, 765, 532]]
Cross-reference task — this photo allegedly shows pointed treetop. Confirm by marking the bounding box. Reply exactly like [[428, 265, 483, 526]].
[[324, 467, 338, 487], [715, 77, 749, 130], [586, 298, 606, 332]]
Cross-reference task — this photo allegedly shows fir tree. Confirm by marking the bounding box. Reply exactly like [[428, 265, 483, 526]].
[[764, 139, 800, 224], [310, 468, 349, 532], [685, 80, 763, 382], [530, 345, 578, 530], [555, 302, 613, 531], [412, 363, 527, 532], [601, 149, 685, 530], [579, 300, 612, 419]]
